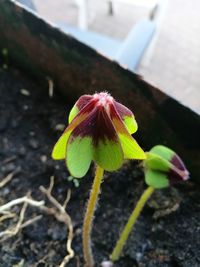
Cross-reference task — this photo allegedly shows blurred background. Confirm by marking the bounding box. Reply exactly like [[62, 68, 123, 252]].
[[18, 0, 200, 113]]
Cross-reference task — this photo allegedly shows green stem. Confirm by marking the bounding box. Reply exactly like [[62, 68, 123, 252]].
[[82, 165, 104, 267], [110, 186, 155, 262]]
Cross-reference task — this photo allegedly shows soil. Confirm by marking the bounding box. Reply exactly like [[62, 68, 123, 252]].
[[0, 67, 200, 267]]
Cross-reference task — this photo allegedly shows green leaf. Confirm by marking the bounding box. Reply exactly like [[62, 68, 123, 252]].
[[145, 169, 169, 189], [119, 133, 146, 160], [66, 136, 93, 178], [94, 139, 123, 171]]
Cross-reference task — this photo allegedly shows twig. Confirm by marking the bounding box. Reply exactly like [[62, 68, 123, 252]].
[[40, 176, 74, 267], [47, 78, 54, 98], [0, 168, 20, 188], [0, 196, 44, 214], [153, 202, 180, 220], [21, 215, 43, 229], [0, 212, 16, 223], [1, 156, 17, 165], [0, 200, 28, 240]]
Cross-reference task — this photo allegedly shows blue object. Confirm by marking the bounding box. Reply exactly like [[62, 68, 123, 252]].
[[17, 0, 36, 11], [57, 18, 156, 71], [115, 19, 155, 70]]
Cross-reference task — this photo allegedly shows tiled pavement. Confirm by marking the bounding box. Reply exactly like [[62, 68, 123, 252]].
[[33, 0, 200, 113]]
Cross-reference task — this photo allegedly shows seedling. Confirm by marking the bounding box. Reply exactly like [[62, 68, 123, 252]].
[[52, 92, 146, 267], [110, 145, 189, 262]]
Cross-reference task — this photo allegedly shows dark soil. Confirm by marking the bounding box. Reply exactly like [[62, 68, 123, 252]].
[[0, 68, 199, 267]]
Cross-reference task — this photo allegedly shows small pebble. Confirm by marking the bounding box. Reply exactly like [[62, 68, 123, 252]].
[[18, 146, 26, 156], [40, 155, 47, 163], [101, 261, 113, 267], [29, 131, 35, 136], [29, 138, 39, 149], [55, 124, 65, 131], [20, 89, 30, 96], [23, 105, 29, 110], [1, 187, 10, 196], [47, 225, 66, 241], [136, 252, 143, 262]]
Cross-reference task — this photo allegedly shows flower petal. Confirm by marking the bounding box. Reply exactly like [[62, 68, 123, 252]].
[[118, 133, 146, 160], [114, 101, 138, 134], [145, 169, 169, 189], [149, 145, 189, 182], [150, 145, 188, 173], [93, 108, 124, 171], [66, 136, 93, 178], [52, 130, 71, 160], [149, 145, 174, 162], [145, 145, 189, 186], [52, 100, 95, 160], [94, 139, 123, 171], [145, 152, 171, 172], [110, 105, 146, 160], [67, 106, 123, 174], [68, 95, 93, 123]]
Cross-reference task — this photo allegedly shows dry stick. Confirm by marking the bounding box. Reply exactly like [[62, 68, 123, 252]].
[[0, 196, 44, 214], [0, 199, 28, 241], [83, 165, 104, 267], [0, 168, 20, 188], [20, 215, 43, 229], [0, 212, 16, 223], [1, 155, 17, 164], [0, 214, 43, 240], [40, 176, 74, 267], [47, 78, 54, 98]]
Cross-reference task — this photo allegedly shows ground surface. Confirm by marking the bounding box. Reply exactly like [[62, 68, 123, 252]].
[[0, 68, 200, 267]]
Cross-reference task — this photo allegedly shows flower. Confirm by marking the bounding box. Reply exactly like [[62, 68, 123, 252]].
[[144, 145, 189, 188], [52, 92, 146, 178]]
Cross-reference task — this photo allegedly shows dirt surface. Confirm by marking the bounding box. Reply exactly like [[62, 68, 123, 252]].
[[0, 68, 199, 267]]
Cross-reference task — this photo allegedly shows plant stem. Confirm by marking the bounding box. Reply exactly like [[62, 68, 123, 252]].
[[83, 165, 104, 267], [110, 186, 155, 262]]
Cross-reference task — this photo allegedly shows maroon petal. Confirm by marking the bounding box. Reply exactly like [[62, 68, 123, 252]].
[[169, 154, 189, 185], [71, 105, 118, 145], [76, 94, 94, 111]]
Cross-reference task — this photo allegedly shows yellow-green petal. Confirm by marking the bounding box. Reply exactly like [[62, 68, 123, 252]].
[[68, 104, 79, 123], [52, 131, 71, 160], [66, 136, 93, 178], [145, 152, 171, 172], [149, 145, 174, 162], [145, 169, 169, 189], [52, 111, 89, 160], [123, 115, 138, 134], [118, 133, 146, 160], [94, 139, 123, 171]]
